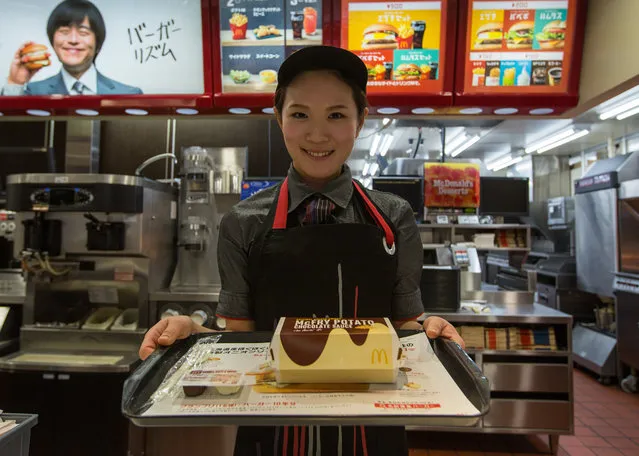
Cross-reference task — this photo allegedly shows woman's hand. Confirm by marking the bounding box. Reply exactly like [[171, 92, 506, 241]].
[[139, 316, 199, 360], [422, 316, 465, 349]]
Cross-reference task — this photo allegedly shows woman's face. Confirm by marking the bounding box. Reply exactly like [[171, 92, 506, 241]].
[[276, 71, 367, 185]]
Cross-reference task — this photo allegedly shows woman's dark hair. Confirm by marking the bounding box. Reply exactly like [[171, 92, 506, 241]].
[[47, 0, 106, 60], [274, 70, 368, 119]]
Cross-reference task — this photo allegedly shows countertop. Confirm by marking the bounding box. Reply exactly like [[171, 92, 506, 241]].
[[423, 301, 573, 325]]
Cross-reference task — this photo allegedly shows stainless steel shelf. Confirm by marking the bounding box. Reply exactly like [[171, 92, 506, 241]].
[[466, 349, 570, 357], [422, 245, 529, 252], [150, 289, 221, 303], [418, 224, 530, 230]]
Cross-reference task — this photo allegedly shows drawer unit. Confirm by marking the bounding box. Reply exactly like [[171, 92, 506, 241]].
[[483, 399, 571, 430], [483, 363, 570, 393]]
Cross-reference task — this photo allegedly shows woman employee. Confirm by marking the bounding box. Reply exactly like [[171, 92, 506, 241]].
[[139, 45, 464, 456]]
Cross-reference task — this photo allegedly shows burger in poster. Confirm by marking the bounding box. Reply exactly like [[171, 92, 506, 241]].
[[505, 21, 534, 49], [20, 43, 51, 70], [362, 24, 399, 50], [474, 23, 503, 50], [394, 63, 421, 80], [536, 20, 566, 49]]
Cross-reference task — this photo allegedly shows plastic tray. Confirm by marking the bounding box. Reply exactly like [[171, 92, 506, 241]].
[[122, 330, 490, 428], [0, 414, 38, 456]]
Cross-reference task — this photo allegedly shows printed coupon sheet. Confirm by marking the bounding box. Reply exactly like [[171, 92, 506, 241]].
[[142, 332, 480, 418]]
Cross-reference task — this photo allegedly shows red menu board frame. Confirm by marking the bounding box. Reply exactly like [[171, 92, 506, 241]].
[[336, 0, 457, 111], [212, 0, 334, 108], [454, 0, 586, 114], [0, 0, 214, 117]]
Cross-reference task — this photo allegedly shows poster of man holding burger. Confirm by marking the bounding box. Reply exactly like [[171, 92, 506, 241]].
[[2, 0, 142, 96], [0, 0, 205, 96]]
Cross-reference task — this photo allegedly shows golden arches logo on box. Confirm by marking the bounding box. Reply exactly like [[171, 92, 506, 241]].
[[371, 348, 389, 365]]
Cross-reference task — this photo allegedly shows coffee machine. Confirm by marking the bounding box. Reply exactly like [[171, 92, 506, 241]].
[[0, 173, 177, 456]]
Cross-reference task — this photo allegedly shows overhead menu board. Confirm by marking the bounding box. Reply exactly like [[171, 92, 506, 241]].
[[341, 0, 448, 94], [0, 0, 205, 97], [463, 0, 575, 94], [219, 0, 323, 94]]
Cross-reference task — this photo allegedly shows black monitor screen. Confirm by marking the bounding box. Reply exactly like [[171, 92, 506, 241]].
[[480, 177, 530, 216], [372, 177, 424, 218]]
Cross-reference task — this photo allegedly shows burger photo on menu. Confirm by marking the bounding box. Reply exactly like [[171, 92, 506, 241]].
[[474, 23, 503, 50], [366, 63, 386, 81], [535, 20, 566, 49], [362, 24, 398, 50], [505, 21, 534, 49], [394, 63, 421, 80]]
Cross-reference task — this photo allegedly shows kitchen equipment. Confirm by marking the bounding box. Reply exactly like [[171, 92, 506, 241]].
[[373, 176, 424, 220], [0, 173, 177, 456], [153, 147, 246, 333], [535, 256, 600, 321], [436, 244, 481, 296], [572, 323, 617, 384], [574, 152, 639, 298], [420, 265, 461, 312], [0, 211, 17, 269]]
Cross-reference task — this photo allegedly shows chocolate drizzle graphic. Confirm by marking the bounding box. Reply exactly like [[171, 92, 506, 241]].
[[279, 318, 388, 366]]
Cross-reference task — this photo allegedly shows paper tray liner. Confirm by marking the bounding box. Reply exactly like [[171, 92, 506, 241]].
[[121, 330, 490, 427]]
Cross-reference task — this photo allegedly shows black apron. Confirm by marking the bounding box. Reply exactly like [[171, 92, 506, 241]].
[[235, 178, 408, 456]]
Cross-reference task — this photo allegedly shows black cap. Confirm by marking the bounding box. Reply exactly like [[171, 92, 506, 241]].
[[277, 46, 368, 93]]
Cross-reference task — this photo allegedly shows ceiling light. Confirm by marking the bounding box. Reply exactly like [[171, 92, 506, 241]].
[[262, 107, 275, 115], [514, 159, 532, 173], [525, 128, 576, 153], [450, 135, 481, 157], [176, 108, 199, 115], [493, 156, 523, 172], [369, 163, 380, 175], [26, 109, 51, 117], [125, 109, 148, 116], [494, 108, 518, 115], [487, 154, 514, 170], [75, 109, 99, 116], [379, 134, 394, 156], [362, 162, 371, 176], [377, 107, 399, 115], [459, 108, 483, 115], [445, 132, 470, 153], [536, 129, 589, 154], [600, 97, 639, 120], [229, 108, 251, 115], [617, 105, 639, 120], [530, 108, 554, 115], [412, 108, 434, 114], [369, 134, 381, 156]]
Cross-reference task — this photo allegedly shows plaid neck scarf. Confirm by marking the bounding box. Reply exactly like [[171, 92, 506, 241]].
[[301, 196, 336, 225]]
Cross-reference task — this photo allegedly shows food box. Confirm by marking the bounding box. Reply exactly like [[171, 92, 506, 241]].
[[270, 317, 401, 384]]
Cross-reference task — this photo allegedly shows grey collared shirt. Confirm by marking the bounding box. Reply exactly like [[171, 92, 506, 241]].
[[216, 165, 425, 321]]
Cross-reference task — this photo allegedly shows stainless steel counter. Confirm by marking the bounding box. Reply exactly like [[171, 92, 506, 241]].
[[412, 290, 573, 455], [427, 302, 573, 325]]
